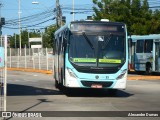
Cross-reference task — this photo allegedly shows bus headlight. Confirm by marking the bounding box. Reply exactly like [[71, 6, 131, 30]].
[[67, 68, 77, 78], [116, 69, 127, 80]]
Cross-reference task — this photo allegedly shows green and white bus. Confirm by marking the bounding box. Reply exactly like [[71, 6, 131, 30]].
[[53, 20, 128, 93], [128, 34, 160, 74]]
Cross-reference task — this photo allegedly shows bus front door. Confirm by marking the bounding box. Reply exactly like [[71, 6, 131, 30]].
[[155, 42, 160, 72]]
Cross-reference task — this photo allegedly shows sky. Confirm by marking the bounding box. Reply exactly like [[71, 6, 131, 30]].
[[0, 0, 94, 35], [1, 0, 160, 36]]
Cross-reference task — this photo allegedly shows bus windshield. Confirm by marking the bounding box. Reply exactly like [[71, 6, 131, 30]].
[[69, 32, 126, 68]]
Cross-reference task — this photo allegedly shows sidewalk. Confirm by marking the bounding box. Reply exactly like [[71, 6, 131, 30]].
[[7, 68, 160, 80], [7, 68, 52, 75], [128, 75, 160, 80]]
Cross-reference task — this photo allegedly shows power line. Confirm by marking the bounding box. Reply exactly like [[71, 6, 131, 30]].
[[6, 9, 55, 24], [4, 8, 56, 30], [3, 17, 55, 29], [4, 1, 160, 31]]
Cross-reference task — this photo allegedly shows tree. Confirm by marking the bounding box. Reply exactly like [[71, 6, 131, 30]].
[[9, 30, 41, 48], [131, 0, 141, 16], [92, 0, 160, 35], [42, 25, 57, 48], [9, 25, 57, 48]]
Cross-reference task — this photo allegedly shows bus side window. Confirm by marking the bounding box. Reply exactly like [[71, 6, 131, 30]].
[[144, 40, 153, 53], [136, 40, 144, 53]]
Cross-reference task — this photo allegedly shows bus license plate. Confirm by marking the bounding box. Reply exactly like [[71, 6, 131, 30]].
[[91, 84, 102, 88]]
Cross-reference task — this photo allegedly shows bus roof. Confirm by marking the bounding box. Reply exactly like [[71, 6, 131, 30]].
[[70, 21, 125, 25], [55, 21, 126, 36], [129, 34, 160, 42]]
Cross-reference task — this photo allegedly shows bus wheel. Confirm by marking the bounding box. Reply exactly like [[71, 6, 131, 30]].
[[55, 80, 59, 89], [146, 64, 152, 75], [54, 68, 59, 89], [57, 69, 64, 91]]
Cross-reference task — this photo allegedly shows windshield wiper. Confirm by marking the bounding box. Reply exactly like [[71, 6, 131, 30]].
[[82, 32, 94, 49], [101, 33, 112, 49]]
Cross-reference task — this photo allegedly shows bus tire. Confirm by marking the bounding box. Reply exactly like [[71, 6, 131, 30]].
[[58, 69, 64, 90], [54, 73, 60, 89], [146, 63, 152, 75], [54, 67, 59, 89], [55, 80, 59, 89], [135, 71, 144, 75]]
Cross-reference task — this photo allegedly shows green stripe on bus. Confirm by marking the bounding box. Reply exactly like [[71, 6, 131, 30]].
[[99, 59, 121, 63], [72, 58, 121, 63], [73, 58, 96, 62]]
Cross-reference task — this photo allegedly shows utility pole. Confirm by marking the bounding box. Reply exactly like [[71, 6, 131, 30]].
[[0, 3, 5, 46], [56, 0, 62, 28], [18, 0, 22, 56], [0, 3, 2, 44]]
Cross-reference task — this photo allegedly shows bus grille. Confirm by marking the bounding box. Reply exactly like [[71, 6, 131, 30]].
[[81, 81, 113, 88]]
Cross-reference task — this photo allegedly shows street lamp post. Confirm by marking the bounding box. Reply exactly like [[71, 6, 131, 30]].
[[72, 0, 75, 21], [32, 1, 61, 26], [18, 0, 22, 56]]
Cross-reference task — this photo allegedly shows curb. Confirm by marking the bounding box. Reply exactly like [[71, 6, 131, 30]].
[[7, 68, 52, 75], [128, 76, 160, 80], [7, 68, 160, 80]]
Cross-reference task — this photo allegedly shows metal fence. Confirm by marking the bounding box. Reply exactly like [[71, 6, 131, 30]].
[[7, 48, 54, 71], [0, 68, 4, 112], [0, 35, 7, 120]]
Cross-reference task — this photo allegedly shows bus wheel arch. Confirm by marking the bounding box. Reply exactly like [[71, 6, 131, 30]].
[[146, 62, 152, 75]]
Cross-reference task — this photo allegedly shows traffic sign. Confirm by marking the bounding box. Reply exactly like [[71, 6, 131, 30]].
[[0, 47, 4, 67]]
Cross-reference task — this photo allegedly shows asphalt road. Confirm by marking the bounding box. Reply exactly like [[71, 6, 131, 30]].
[[4, 71, 160, 120]]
